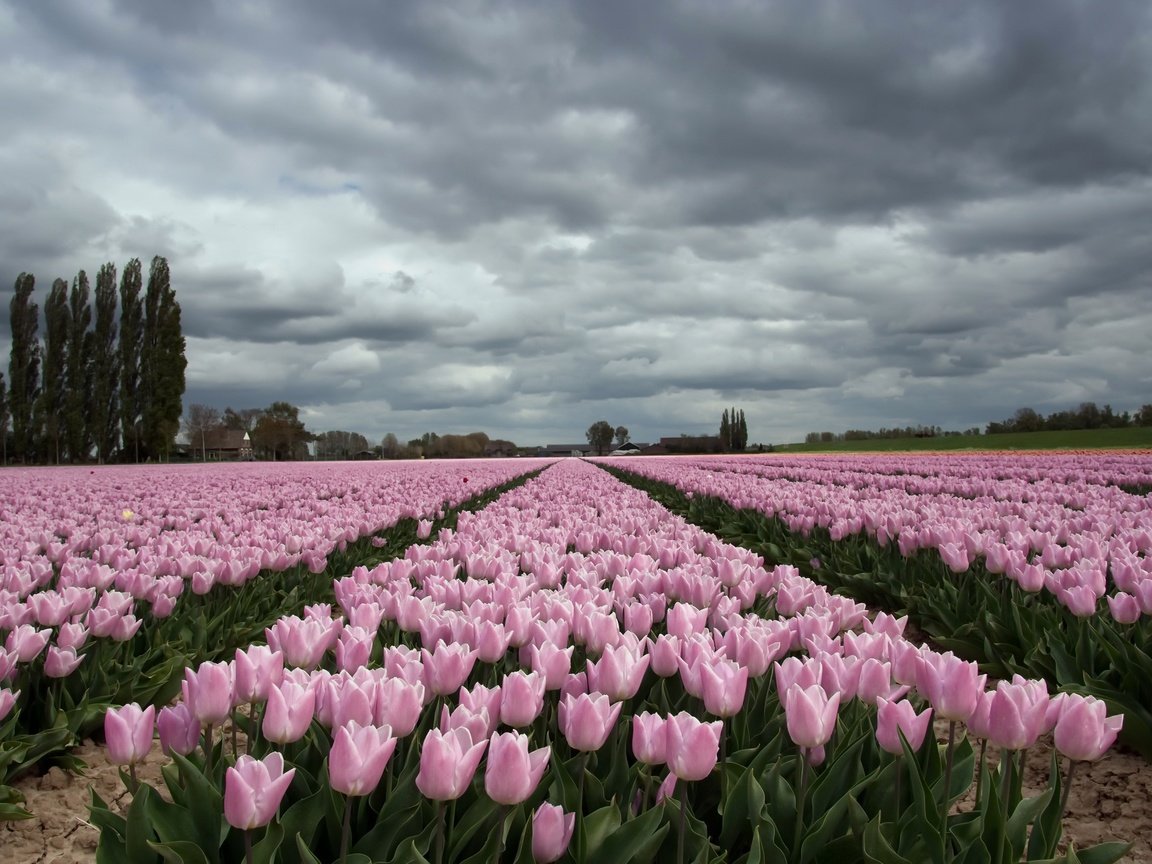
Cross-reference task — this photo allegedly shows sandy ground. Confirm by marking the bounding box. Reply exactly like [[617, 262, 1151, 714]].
[[3, 732, 1148, 864]]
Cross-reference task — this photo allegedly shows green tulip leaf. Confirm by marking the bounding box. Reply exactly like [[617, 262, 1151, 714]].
[[596, 805, 669, 863], [583, 804, 623, 858], [147, 840, 213, 864]]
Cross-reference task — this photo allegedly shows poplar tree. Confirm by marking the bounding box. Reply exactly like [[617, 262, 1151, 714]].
[[91, 263, 119, 463], [65, 270, 93, 461], [8, 273, 40, 463], [119, 258, 144, 461], [37, 279, 71, 463], [720, 408, 731, 451], [0, 372, 8, 465], [139, 256, 186, 459]]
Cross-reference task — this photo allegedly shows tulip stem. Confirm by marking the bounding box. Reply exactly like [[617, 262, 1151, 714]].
[[999, 749, 1014, 809], [973, 738, 988, 808], [434, 800, 445, 864], [204, 724, 214, 776], [244, 829, 254, 864], [340, 794, 352, 864], [576, 753, 588, 862], [893, 756, 902, 823], [719, 722, 727, 804], [1059, 760, 1078, 815], [793, 748, 809, 859], [941, 720, 956, 812], [492, 804, 508, 864], [677, 779, 687, 864], [128, 763, 138, 795]]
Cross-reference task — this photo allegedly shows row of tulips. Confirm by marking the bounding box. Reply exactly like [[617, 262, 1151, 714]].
[[96, 458, 1128, 862], [0, 461, 548, 817], [599, 456, 1152, 759]]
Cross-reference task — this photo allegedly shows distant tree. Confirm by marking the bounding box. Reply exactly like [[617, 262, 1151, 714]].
[[736, 409, 748, 450], [720, 409, 731, 450], [90, 264, 120, 463], [317, 430, 371, 460], [65, 271, 93, 462], [119, 258, 144, 461], [139, 257, 186, 460], [1136, 404, 1152, 427], [614, 425, 630, 448], [0, 372, 7, 465], [1012, 407, 1042, 433], [586, 420, 614, 455], [381, 432, 401, 459], [252, 401, 311, 460], [184, 404, 222, 461], [222, 407, 264, 432], [38, 278, 70, 464], [9, 274, 41, 463]]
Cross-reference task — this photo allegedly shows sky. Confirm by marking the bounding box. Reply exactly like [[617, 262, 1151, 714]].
[[1, 0, 1150, 448]]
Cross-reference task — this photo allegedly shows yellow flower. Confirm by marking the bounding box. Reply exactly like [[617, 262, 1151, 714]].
[[122, 509, 134, 520]]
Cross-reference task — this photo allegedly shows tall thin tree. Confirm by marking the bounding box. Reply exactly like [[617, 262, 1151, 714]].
[[0, 371, 8, 465], [8, 273, 41, 463], [119, 258, 144, 462], [140, 257, 186, 460], [91, 263, 120, 463], [66, 270, 93, 462], [38, 279, 71, 464]]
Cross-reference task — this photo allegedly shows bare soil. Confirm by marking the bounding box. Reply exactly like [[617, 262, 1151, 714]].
[[4, 734, 1149, 863]]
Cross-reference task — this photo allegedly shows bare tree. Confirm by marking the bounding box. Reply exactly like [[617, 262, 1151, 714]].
[[183, 403, 221, 461]]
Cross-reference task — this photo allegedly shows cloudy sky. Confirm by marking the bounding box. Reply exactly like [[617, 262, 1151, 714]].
[[2, 0, 1150, 447]]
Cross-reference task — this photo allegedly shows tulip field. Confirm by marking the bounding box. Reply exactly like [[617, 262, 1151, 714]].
[[2, 455, 1149, 862]]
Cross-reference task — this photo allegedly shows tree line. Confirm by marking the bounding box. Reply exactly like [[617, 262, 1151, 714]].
[[804, 401, 1152, 444], [986, 402, 1152, 434], [2, 258, 186, 465]]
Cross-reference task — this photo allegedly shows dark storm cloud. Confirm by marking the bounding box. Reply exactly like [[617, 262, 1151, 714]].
[[2, 0, 1150, 445]]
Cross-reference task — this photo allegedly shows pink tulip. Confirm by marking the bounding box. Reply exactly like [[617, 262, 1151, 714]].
[[263, 680, 317, 744], [56, 622, 89, 651], [0, 688, 19, 723], [485, 731, 550, 805], [105, 703, 156, 766], [5, 625, 51, 663], [182, 661, 234, 725], [44, 646, 84, 678], [665, 712, 722, 782], [532, 802, 575, 863], [329, 721, 398, 796], [649, 634, 681, 677], [500, 671, 546, 728], [631, 712, 667, 765], [224, 753, 296, 830], [656, 771, 677, 803], [586, 643, 650, 702], [666, 603, 708, 639], [416, 727, 488, 800], [374, 677, 425, 737], [916, 652, 984, 722], [422, 641, 478, 696], [1106, 592, 1141, 624], [157, 703, 201, 756], [1053, 695, 1124, 761], [784, 684, 840, 750], [559, 692, 622, 752], [986, 682, 1048, 751], [700, 658, 748, 718], [525, 641, 573, 690], [234, 646, 285, 704], [875, 697, 933, 755]]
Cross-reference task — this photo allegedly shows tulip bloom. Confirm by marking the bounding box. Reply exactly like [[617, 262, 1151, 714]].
[[422, 641, 478, 697], [44, 646, 84, 678], [665, 712, 721, 782], [784, 684, 840, 750], [157, 703, 201, 757], [105, 703, 156, 766], [1053, 695, 1124, 761], [916, 652, 984, 722], [417, 727, 488, 800], [183, 661, 234, 726], [875, 697, 933, 756], [484, 731, 550, 805], [500, 671, 546, 728], [532, 803, 575, 863], [234, 645, 285, 704], [263, 680, 317, 744], [699, 658, 748, 718], [224, 753, 296, 830], [631, 712, 667, 765], [329, 721, 398, 796], [559, 692, 622, 752], [0, 688, 19, 723]]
